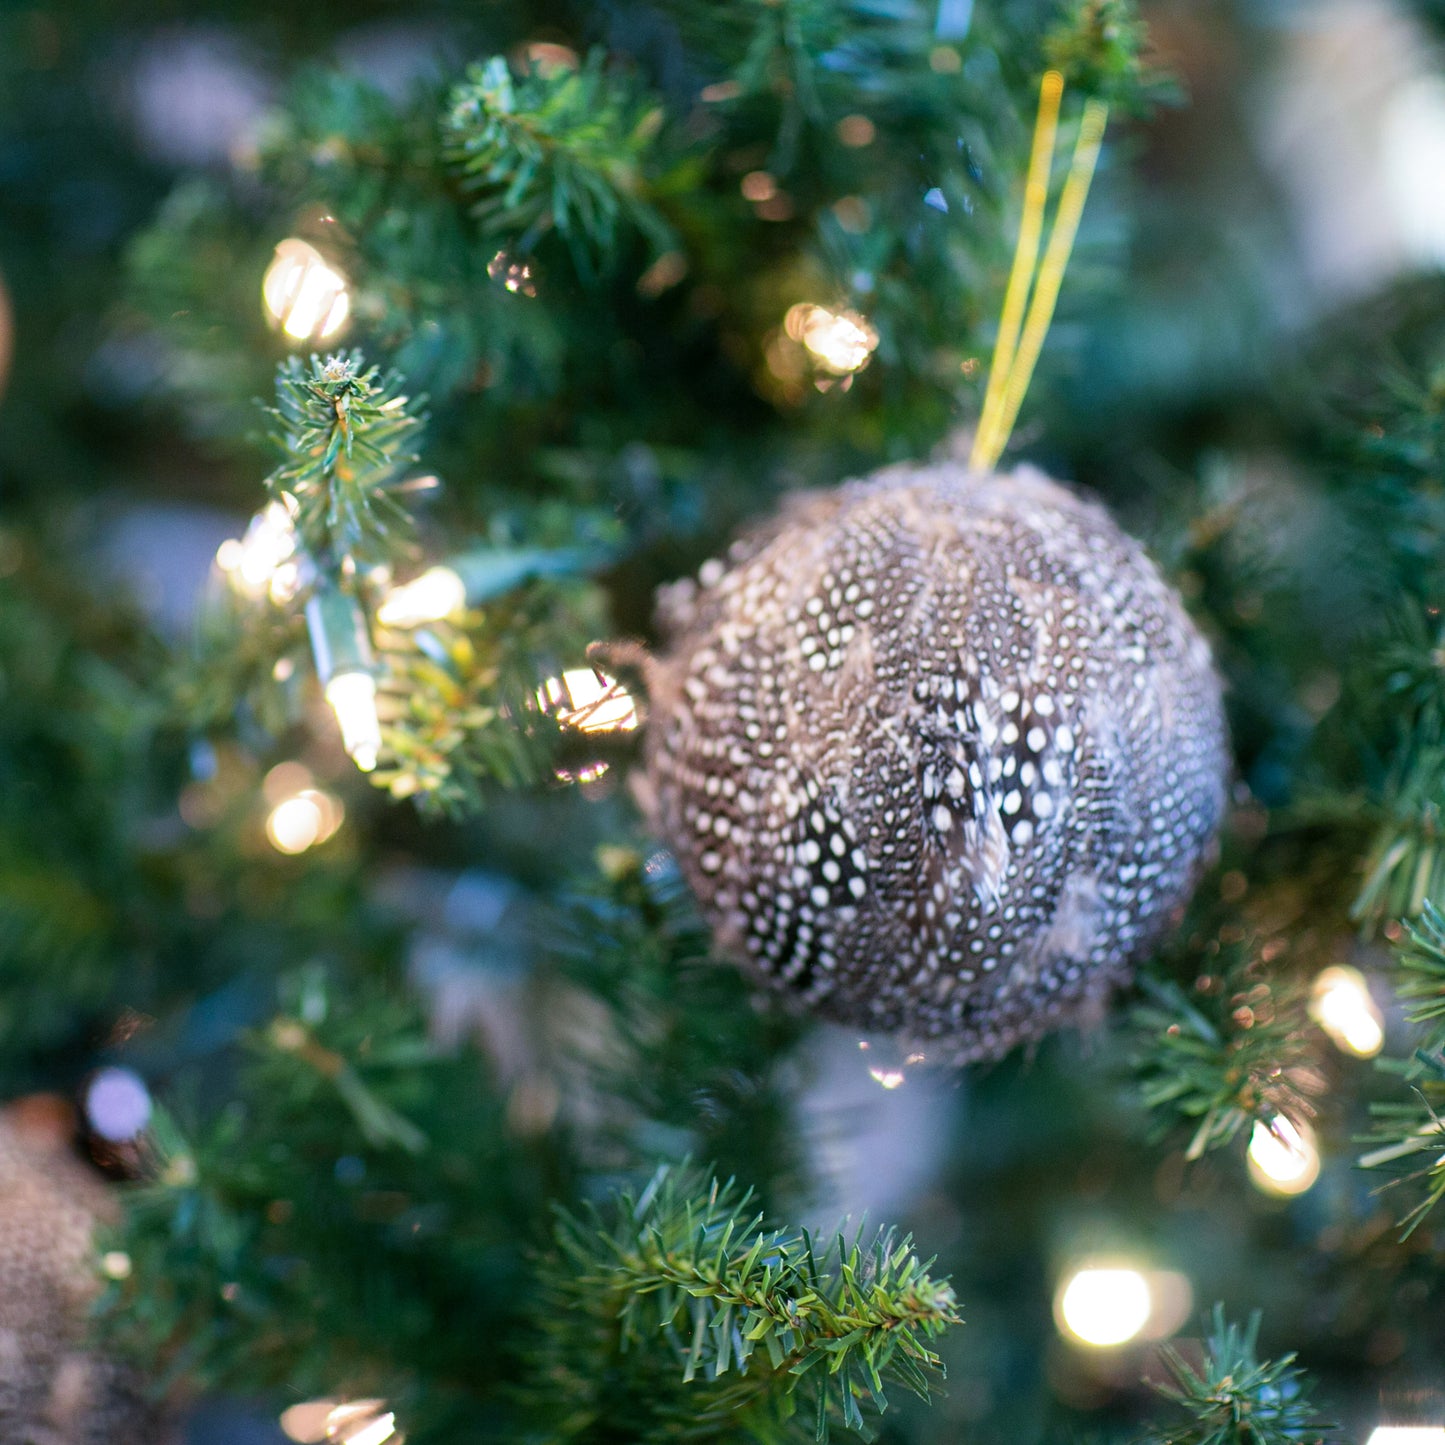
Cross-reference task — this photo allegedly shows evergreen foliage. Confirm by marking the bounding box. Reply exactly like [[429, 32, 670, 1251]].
[[1362, 902, 1445, 1235], [444, 52, 675, 275], [265, 352, 424, 567], [1128, 946, 1318, 1162], [525, 1162, 959, 1442], [1147, 1308, 1332, 1445]]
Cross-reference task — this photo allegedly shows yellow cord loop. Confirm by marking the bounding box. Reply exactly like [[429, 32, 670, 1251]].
[[970, 77, 1109, 474], [971, 70, 1063, 473]]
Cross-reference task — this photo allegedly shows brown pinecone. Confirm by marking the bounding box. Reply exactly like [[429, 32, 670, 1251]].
[[644, 461, 1229, 1060]]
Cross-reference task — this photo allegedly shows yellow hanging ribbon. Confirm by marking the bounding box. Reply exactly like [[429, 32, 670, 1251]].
[[970, 75, 1109, 474]]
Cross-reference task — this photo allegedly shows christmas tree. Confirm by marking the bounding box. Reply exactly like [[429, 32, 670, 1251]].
[[3, 0, 1445, 1441]]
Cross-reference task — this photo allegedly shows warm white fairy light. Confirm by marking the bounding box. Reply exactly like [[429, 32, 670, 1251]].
[[101, 1250, 133, 1280], [279, 1399, 399, 1445], [215, 499, 298, 602], [1310, 964, 1384, 1058], [342, 1415, 398, 1445], [1247, 1115, 1320, 1197], [265, 788, 344, 855], [325, 671, 382, 772], [540, 668, 639, 734], [1368, 1430, 1445, 1444], [1055, 1264, 1153, 1348], [783, 302, 879, 375], [263, 238, 351, 342], [376, 566, 467, 627]]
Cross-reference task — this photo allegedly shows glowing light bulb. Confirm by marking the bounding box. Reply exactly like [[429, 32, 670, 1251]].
[[325, 671, 382, 772], [1310, 964, 1384, 1057], [783, 303, 879, 375], [341, 1415, 398, 1445], [102, 1251, 133, 1280], [539, 668, 639, 734], [263, 238, 351, 342], [1055, 1265, 1153, 1348], [280, 1399, 399, 1445], [1368, 1430, 1445, 1444], [376, 566, 467, 627], [266, 789, 343, 855], [1247, 1115, 1320, 1196], [216, 500, 298, 601]]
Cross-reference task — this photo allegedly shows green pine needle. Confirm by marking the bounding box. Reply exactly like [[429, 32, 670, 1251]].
[[525, 1162, 961, 1443], [1129, 949, 1319, 1161], [1361, 901, 1445, 1235], [443, 52, 674, 277], [1147, 1306, 1333, 1445], [265, 350, 425, 567]]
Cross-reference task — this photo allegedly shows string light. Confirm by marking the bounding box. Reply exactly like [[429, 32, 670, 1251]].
[[265, 786, 344, 855], [279, 1399, 400, 1445], [1247, 1115, 1320, 1197], [1368, 1431, 1445, 1444], [539, 668, 639, 735], [306, 588, 383, 772], [783, 303, 879, 376], [1054, 1264, 1153, 1347], [1310, 964, 1384, 1057], [325, 672, 382, 773], [215, 499, 299, 602], [376, 566, 467, 627], [263, 238, 351, 343], [101, 1250, 133, 1280]]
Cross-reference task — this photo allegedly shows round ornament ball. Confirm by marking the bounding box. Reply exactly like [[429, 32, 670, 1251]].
[[0, 1105, 168, 1443], [643, 460, 1229, 1061]]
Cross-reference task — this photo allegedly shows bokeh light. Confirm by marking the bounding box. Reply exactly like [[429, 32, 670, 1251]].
[[1310, 964, 1384, 1057], [783, 302, 879, 375], [263, 238, 351, 342], [1054, 1264, 1153, 1347], [1247, 1115, 1321, 1196], [266, 787, 343, 855], [376, 566, 467, 627], [85, 1066, 153, 1143], [1367, 1430, 1445, 1444], [540, 667, 639, 734], [215, 499, 299, 603]]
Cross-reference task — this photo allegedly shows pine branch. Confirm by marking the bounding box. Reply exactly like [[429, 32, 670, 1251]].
[[1043, 0, 1174, 113], [1351, 746, 1445, 928], [1146, 1306, 1333, 1445], [265, 351, 425, 568], [545, 852, 806, 1194], [525, 1162, 960, 1443], [1128, 948, 1320, 1160], [1361, 901, 1445, 1234], [443, 52, 674, 277]]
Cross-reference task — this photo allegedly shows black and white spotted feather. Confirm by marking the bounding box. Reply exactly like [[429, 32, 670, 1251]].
[[643, 461, 1229, 1061]]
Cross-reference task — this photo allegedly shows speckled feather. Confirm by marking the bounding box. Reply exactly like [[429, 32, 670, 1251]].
[[0, 1118, 164, 1444], [644, 461, 1229, 1061]]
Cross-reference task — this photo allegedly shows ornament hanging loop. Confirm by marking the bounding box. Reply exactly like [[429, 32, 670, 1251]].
[[970, 73, 1109, 473]]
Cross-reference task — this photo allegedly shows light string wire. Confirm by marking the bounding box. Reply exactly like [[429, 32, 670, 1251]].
[[970, 76, 1110, 473]]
